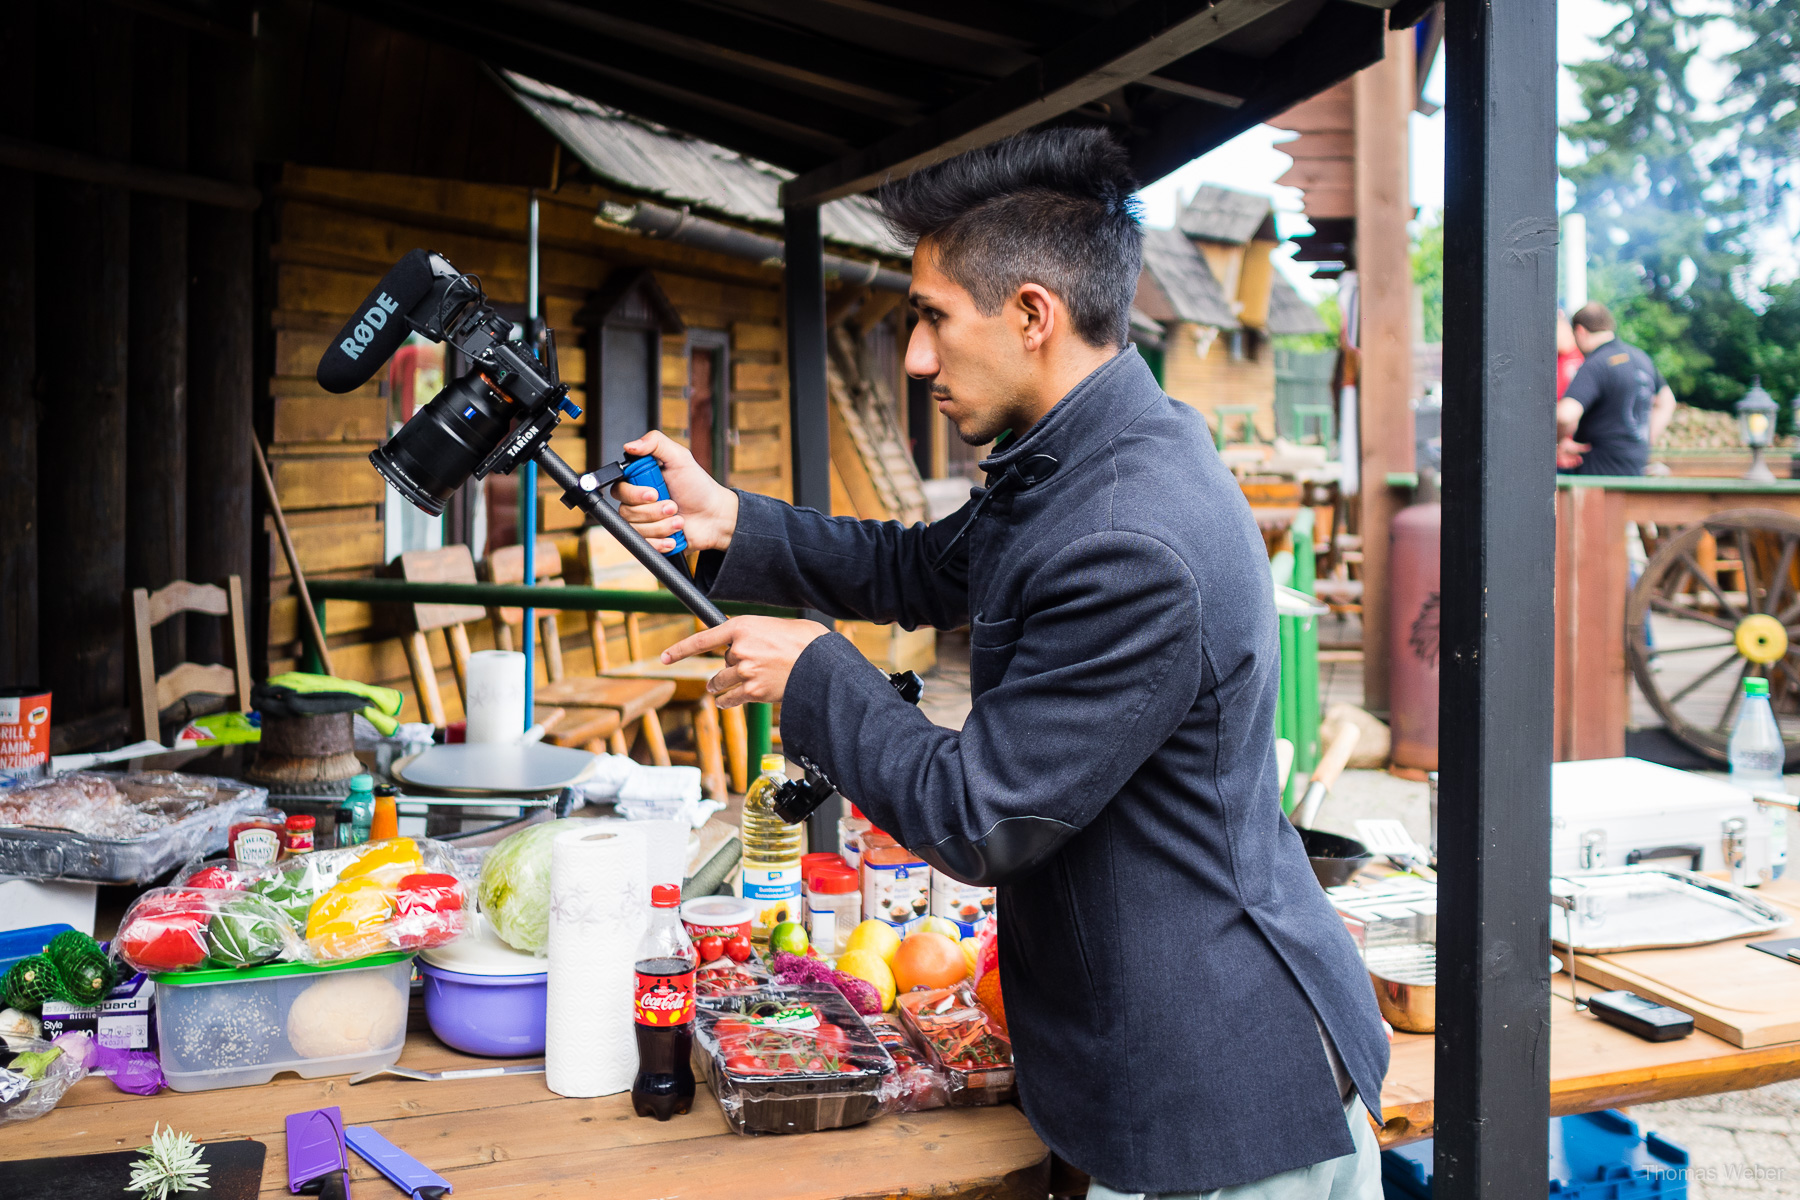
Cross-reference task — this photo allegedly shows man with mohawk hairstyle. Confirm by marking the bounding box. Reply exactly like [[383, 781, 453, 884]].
[[618, 127, 1388, 1198]]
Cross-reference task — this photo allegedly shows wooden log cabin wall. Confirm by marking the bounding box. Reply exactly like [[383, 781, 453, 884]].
[[260, 165, 826, 724], [2, 0, 928, 750]]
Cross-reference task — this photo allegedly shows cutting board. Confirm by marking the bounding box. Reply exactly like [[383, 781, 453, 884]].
[[0, 1138, 265, 1200], [1573, 878, 1800, 1047]]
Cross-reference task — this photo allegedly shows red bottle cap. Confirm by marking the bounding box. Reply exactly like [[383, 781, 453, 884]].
[[808, 865, 860, 894], [285, 814, 316, 831], [650, 884, 682, 907], [802, 851, 845, 873]]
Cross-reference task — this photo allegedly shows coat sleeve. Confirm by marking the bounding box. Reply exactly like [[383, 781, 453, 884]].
[[779, 530, 1204, 885], [695, 490, 973, 630]]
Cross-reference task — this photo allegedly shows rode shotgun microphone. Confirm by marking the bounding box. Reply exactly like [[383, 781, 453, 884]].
[[316, 248, 438, 393]]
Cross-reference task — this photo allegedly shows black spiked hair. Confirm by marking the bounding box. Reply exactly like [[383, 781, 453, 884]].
[[876, 127, 1143, 349]]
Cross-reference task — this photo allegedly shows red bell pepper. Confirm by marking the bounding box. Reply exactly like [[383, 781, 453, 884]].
[[116, 889, 214, 973], [393, 872, 464, 950]]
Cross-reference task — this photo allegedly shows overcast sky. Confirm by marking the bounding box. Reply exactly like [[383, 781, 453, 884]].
[[1136, 0, 1799, 301]]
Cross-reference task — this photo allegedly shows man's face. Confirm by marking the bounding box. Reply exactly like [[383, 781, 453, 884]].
[[904, 239, 1033, 446]]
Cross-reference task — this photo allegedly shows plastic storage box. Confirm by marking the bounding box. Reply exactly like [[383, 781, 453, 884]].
[[1382, 1109, 1689, 1198], [153, 952, 413, 1092]]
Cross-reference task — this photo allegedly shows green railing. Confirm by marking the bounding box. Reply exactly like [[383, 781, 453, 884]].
[[302, 578, 796, 762], [1269, 507, 1321, 812]]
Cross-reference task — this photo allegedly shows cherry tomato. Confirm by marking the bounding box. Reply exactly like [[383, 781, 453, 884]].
[[697, 935, 725, 962], [724, 935, 752, 962]]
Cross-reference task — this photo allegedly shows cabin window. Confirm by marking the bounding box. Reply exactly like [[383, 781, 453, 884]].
[[686, 329, 730, 480]]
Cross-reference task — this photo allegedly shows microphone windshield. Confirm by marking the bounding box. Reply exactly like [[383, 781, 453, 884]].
[[316, 249, 437, 394]]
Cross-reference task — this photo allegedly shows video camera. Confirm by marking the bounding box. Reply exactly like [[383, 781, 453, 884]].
[[318, 249, 920, 825]]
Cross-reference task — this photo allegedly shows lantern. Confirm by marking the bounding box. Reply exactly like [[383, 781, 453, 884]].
[[1737, 377, 1778, 483]]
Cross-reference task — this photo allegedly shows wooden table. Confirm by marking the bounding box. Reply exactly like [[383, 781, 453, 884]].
[[1554, 474, 1800, 760], [4, 1032, 1050, 1200]]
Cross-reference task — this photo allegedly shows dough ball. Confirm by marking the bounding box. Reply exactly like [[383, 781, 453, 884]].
[[286, 972, 405, 1059], [167, 986, 284, 1071]]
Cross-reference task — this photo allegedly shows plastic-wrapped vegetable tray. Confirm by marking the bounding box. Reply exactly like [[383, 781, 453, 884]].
[[0, 772, 269, 883], [898, 986, 1015, 1106], [693, 986, 896, 1135]]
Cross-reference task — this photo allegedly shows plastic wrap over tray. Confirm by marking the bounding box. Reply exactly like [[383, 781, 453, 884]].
[[0, 772, 270, 883], [693, 985, 898, 1135]]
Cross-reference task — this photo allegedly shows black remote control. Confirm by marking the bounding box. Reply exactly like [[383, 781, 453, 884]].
[[1586, 990, 1694, 1042]]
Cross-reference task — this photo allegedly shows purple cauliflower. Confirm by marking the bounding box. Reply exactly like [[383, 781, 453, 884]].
[[771, 951, 884, 1015]]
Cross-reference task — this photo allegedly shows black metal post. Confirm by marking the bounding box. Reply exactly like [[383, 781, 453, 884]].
[[1436, 0, 1557, 1193], [783, 202, 841, 849]]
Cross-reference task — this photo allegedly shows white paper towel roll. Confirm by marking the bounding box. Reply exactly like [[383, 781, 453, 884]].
[[591, 817, 690, 890], [465, 650, 526, 744], [546, 824, 648, 1098]]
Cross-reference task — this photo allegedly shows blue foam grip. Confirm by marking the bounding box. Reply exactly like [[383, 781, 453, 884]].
[[621, 455, 689, 556]]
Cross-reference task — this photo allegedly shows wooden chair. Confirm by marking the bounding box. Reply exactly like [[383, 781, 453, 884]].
[[395, 546, 595, 742], [578, 527, 746, 796], [130, 577, 252, 741], [486, 539, 677, 762]]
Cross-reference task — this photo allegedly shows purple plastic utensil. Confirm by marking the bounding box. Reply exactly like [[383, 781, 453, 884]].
[[286, 1106, 351, 1198]]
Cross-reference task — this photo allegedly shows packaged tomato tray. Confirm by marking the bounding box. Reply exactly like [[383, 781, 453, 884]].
[[693, 985, 898, 1135], [862, 1012, 949, 1112], [113, 838, 468, 975], [897, 985, 1016, 1106]]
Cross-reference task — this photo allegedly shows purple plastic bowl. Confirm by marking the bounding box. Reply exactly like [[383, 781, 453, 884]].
[[418, 961, 548, 1057]]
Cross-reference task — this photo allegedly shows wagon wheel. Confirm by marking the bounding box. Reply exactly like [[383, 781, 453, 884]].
[[1625, 508, 1800, 767]]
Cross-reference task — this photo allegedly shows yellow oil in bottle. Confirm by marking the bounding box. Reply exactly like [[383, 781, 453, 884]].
[[740, 754, 805, 942]]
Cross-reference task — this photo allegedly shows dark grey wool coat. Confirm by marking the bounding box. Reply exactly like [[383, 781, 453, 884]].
[[697, 347, 1388, 1193]]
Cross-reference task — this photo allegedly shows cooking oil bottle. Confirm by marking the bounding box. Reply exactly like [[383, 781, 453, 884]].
[[740, 754, 804, 942]]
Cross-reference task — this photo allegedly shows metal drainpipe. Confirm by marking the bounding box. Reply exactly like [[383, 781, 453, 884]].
[[598, 200, 911, 294]]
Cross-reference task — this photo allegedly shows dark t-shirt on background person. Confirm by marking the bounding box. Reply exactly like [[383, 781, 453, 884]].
[[1564, 336, 1666, 476]]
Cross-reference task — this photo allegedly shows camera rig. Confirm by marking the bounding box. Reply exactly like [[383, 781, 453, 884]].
[[357, 251, 920, 825]]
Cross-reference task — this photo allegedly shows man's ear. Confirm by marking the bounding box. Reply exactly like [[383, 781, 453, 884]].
[[1016, 283, 1057, 352]]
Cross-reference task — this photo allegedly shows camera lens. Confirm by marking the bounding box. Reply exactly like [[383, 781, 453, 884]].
[[370, 373, 511, 516]]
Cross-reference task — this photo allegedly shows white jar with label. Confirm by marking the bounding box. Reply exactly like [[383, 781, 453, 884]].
[[931, 871, 996, 938], [861, 836, 930, 938]]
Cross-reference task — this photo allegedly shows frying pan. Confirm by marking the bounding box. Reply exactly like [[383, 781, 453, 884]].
[[1290, 723, 1370, 887]]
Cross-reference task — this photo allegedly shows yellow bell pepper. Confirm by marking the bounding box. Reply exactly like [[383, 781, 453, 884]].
[[306, 875, 395, 961], [337, 838, 424, 886]]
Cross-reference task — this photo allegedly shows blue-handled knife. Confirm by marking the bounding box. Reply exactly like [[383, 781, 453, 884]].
[[345, 1125, 453, 1200]]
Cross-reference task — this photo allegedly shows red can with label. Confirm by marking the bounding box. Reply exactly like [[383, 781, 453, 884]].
[[0, 686, 52, 787]]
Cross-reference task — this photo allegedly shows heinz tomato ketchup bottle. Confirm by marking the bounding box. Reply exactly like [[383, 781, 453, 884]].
[[633, 884, 698, 1119]]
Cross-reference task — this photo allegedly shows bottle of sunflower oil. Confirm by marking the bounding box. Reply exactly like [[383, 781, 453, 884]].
[[739, 754, 805, 942]]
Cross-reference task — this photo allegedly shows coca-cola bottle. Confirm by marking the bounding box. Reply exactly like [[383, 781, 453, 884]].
[[632, 883, 698, 1120]]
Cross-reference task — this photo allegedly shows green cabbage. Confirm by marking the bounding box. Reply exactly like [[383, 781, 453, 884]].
[[477, 819, 586, 954]]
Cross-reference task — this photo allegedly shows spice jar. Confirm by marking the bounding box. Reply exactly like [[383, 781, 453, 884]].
[[861, 829, 930, 936], [281, 813, 316, 857], [838, 805, 872, 872], [806, 863, 861, 956], [227, 808, 286, 866], [371, 785, 399, 842]]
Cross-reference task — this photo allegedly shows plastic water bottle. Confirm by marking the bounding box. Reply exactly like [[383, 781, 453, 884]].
[[1729, 677, 1786, 884]]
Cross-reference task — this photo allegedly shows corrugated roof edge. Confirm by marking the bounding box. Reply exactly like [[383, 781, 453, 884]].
[[501, 72, 909, 262]]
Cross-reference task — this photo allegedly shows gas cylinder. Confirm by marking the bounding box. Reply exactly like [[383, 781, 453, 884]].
[[1388, 477, 1441, 770]]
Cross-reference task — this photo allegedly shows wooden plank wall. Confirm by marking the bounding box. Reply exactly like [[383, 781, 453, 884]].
[[261, 163, 797, 722], [1160, 322, 1277, 436]]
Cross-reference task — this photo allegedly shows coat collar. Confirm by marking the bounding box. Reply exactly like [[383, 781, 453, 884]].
[[978, 345, 1165, 487]]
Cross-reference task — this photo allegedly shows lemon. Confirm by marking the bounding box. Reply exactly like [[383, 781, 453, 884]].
[[846, 919, 902, 964], [769, 921, 809, 956], [837, 949, 897, 1011], [919, 916, 962, 942], [960, 936, 980, 978]]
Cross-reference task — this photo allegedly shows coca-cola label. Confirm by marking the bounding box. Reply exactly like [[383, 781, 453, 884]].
[[634, 969, 696, 1027]]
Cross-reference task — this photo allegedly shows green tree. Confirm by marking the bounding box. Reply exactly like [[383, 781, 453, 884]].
[[1561, 0, 1766, 412], [1725, 0, 1800, 219], [1412, 208, 1443, 344]]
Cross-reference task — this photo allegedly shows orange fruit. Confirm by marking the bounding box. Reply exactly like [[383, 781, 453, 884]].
[[975, 965, 1007, 1035], [890, 932, 968, 994]]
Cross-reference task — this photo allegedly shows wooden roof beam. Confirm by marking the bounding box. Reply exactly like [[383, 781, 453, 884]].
[[780, 0, 1299, 206], [350, 0, 847, 169]]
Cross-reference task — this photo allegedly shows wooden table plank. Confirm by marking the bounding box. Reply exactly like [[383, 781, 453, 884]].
[[8, 1032, 1047, 1200]]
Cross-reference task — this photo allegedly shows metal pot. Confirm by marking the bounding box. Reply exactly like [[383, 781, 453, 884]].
[[1366, 943, 1436, 1033], [1300, 827, 1374, 888]]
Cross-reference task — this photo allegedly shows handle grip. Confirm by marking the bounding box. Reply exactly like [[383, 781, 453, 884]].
[[620, 455, 689, 556]]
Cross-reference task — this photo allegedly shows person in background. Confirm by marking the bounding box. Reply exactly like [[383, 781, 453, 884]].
[[1558, 302, 1676, 476], [1555, 310, 1586, 469]]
